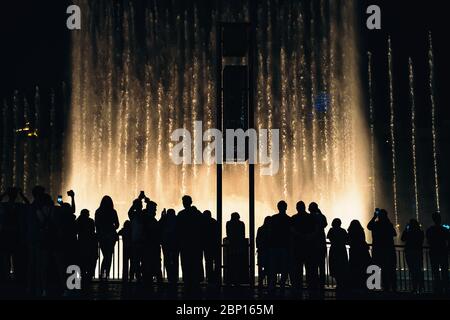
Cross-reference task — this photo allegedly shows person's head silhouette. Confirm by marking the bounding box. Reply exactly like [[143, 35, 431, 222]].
[[296, 201, 306, 213], [277, 201, 288, 214], [332, 218, 342, 228], [263, 216, 271, 226], [167, 209, 176, 217], [409, 219, 420, 231], [308, 202, 319, 214], [99, 196, 114, 211], [133, 199, 143, 211], [432, 212, 442, 225], [231, 212, 240, 221], [204, 210, 212, 219], [147, 201, 157, 217], [80, 209, 90, 218], [379, 209, 388, 221], [62, 202, 72, 212], [348, 220, 363, 233], [182, 195, 193, 209]]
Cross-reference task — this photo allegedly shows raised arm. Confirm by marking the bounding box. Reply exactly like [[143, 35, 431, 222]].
[[67, 190, 76, 213], [367, 215, 377, 231]]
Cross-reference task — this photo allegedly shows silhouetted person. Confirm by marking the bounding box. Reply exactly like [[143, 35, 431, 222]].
[[290, 201, 316, 293], [368, 209, 397, 292], [226, 212, 247, 286], [327, 219, 349, 291], [26, 186, 45, 294], [160, 209, 179, 286], [0, 187, 29, 286], [118, 220, 132, 282], [426, 212, 449, 294], [192, 207, 205, 283], [142, 199, 162, 286], [177, 196, 203, 291], [128, 197, 145, 282], [309, 202, 328, 291], [347, 220, 371, 291], [401, 219, 424, 293], [76, 209, 98, 286], [27, 192, 53, 297], [256, 217, 271, 288], [95, 196, 119, 280], [268, 201, 291, 292], [203, 210, 220, 285], [52, 191, 77, 291]]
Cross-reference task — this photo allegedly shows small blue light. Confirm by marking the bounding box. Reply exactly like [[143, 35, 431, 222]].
[[314, 92, 330, 113]]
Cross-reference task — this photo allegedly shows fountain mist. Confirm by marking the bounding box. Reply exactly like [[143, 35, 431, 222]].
[[67, 0, 371, 230]]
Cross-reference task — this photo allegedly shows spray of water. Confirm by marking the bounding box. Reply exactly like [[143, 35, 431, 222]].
[[388, 37, 399, 228], [67, 0, 371, 230], [428, 32, 440, 213], [367, 52, 376, 210], [409, 58, 420, 221]]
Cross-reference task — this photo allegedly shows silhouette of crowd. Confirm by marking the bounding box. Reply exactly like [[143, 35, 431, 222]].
[[0, 186, 449, 298]]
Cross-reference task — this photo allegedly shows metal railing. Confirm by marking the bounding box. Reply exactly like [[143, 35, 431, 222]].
[[96, 237, 443, 293]]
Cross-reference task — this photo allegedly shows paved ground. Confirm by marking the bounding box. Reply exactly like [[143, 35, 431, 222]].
[[1, 281, 448, 300]]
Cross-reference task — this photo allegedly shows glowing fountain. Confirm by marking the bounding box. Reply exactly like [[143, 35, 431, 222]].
[[67, 0, 371, 230], [367, 52, 376, 210], [388, 37, 399, 228], [408, 58, 420, 221], [428, 32, 441, 213]]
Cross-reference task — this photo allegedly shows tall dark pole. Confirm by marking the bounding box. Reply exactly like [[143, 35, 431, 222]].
[[248, 0, 257, 287], [216, 22, 223, 286]]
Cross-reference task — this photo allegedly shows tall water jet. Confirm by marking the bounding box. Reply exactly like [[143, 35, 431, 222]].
[[49, 90, 57, 196], [1, 100, 8, 188], [388, 37, 399, 228], [367, 52, 376, 210], [34, 87, 41, 187], [409, 58, 420, 221], [428, 32, 440, 213]]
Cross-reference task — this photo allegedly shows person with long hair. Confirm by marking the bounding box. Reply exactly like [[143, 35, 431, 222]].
[[347, 220, 371, 292], [95, 196, 119, 281], [327, 219, 349, 291], [367, 209, 397, 292]]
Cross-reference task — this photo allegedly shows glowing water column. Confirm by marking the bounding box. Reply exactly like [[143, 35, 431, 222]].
[[388, 37, 399, 228], [428, 32, 441, 213], [367, 52, 376, 210], [408, 58, 420, 221]]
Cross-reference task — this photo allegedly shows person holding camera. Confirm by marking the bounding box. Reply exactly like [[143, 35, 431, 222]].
[[367, 209, 397, 292]]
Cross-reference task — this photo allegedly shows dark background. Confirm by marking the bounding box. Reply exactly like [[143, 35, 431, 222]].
[[0, 0, 449, 227], [358, 0, 450, 227]]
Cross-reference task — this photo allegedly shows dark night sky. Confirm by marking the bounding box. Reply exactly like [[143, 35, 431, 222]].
[[0, 0, 449, 224]]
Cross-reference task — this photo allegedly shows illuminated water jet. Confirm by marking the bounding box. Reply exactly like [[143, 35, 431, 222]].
[[67, 0, 371, 230], [428, 32, 441, 213], [408, 58, 420, 221], [388, 37, 399, 228], [367, 52, 376, 211]]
